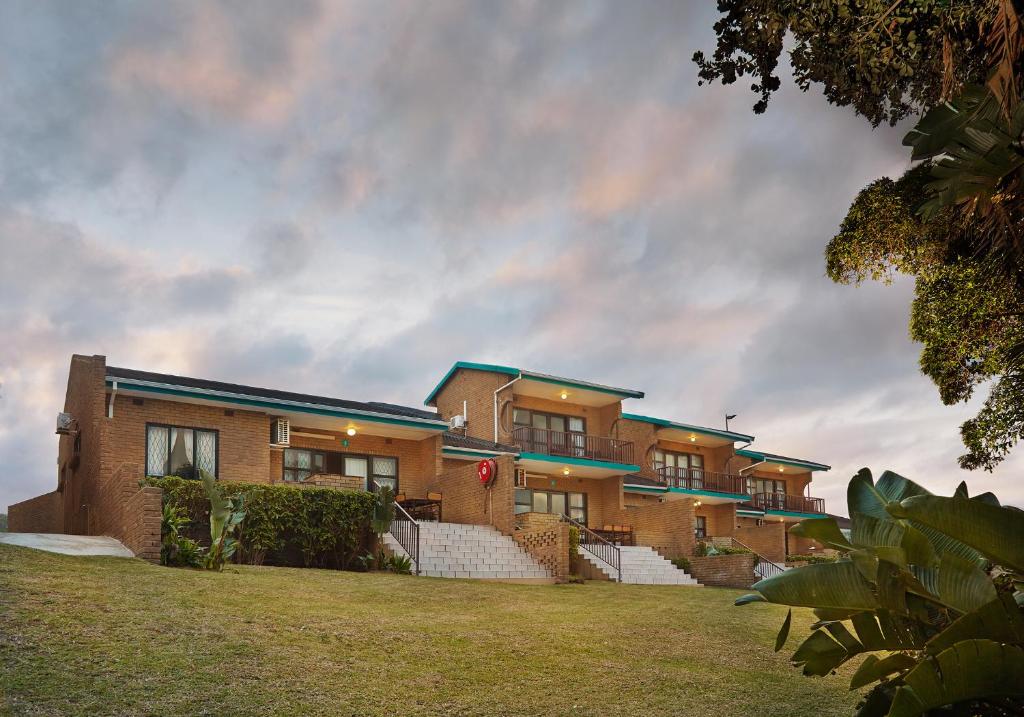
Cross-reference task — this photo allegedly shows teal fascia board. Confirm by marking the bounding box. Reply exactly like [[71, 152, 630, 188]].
[[621, 413, 754, 443], [736, 448, 831, 472], [424, 361, 520, 406], [517, 452, 640, 474], [521, 372, 644, 400], [764, 509, 828, 520], [737, 509, 765, 517], [623, 484, 667, 494], [108, 380, 448, 432], [442, 447, 512, 459], [666, 486, 750, 502]]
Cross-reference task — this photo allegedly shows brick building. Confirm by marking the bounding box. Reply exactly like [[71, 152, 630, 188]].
[[8, 355, 832, 582]]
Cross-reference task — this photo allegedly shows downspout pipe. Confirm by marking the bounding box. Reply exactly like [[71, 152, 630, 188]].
[[494, 373, 522, 443], [107, 381, 118, 419]]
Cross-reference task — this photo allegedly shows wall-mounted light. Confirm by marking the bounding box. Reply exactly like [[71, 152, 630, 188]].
[[346, 427, 357, 437], [562, 467, 570, 476], [559, 390, 569, 400], [778, 466, 784, 473], [689, 434, 697, 442], [694, 500, 702, 508]]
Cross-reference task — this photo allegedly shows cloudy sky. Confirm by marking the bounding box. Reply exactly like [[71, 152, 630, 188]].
[[2, 0, 1020, 515]]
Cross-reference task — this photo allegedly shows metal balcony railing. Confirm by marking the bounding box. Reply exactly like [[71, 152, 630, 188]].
[[655, 466, 747, 495], [511, 426, 634, 464], [751, 492, 825, 514]]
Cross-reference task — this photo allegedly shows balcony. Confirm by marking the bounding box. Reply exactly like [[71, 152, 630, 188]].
[[752, 492, 825, 515], [655, 467, 747, 496], [511, 426, 635, 465]]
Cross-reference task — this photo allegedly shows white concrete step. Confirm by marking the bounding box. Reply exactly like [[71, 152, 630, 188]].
[[384, 521, 551, 581], [578, 544, 701, 586]]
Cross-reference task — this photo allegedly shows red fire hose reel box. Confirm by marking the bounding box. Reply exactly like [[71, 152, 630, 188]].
[[477, 458, 497, 486]]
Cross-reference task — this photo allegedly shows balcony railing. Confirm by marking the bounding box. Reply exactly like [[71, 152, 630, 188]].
[[656, 467, 747, 495], [752, 492, 825, 514], [511, 426, 635, 465]]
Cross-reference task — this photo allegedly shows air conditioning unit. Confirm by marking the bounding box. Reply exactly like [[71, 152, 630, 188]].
[[514, 468, 527, 488], [56, 412, 76, 435], [270, 418, 290, 447], [449, 414, 467, 430]]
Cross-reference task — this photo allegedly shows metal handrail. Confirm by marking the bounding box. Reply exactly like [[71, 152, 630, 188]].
[[389, 500, 420, 576], [562, 514, 621, 582], [728, 536, 786, 579]]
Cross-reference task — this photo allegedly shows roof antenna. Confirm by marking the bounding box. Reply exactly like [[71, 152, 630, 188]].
[[725, 413, 737, 431]]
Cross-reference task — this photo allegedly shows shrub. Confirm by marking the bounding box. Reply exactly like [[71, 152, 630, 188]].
[[786, 553, 838, 564], [143, 476, 375, 569], [671, 557, 691, 573], [387, 553, 413, 575], [568, 525, 580, 558], [160, 503, 203, 568], [736, 469, 1024, 715]]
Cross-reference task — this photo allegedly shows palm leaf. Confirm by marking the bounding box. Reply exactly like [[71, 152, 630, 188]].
[[926, 593, 1024, 655], [751, 561, 878, 610]]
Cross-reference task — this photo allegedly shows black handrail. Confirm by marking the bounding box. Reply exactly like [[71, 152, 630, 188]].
[[389, 500, 420, 576], [511, 426, 635, 464], [728, 536, 785, 579], [751, 492, 825, 514], [656, 467, 747, 495], [562, 514, 621, 582]]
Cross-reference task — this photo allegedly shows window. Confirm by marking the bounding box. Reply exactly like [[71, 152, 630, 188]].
[[695, 515, 707, 539], [282, 449, 398, 491], [283, 449, 325, 482], [146, 424, 217, 478], [513, 409, 586, 455], [654, 450, 703, 485], [514, 489, 587, 525], [747, 477, 786, 495]]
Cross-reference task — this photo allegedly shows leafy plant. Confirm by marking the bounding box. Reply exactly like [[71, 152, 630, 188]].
[[370, 486, 396, 570], [568, 525, 580, 558], [160, 502, 204, 568], [671, 557, 692, 573], [387, 553, 413, 575], [786, 553, 839, 565], [736, 468, 1024, 716], [143, 476, 375, 569], [200, 469, 246, 572]]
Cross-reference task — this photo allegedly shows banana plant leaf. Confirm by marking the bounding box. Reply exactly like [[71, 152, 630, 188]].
[[850, 653, 917, 691], [751, 561, 878, 610], [902, 85, 999, 160], [200, 469, 230, 544], [791, 629, 852, 676], [888, 495, 1024, 573], [775, 609, 792, 652], [926, 593, 1024, 655], [935, 552, 997, 615], [790, 516, 853, 551], [887, 640, 1024, 717], [847, 470, 929, 522]]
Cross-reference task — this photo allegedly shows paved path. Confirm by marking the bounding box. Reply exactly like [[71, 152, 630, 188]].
[[0, 533, 134, 558]]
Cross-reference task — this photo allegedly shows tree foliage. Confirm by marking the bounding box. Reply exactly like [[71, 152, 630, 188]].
[[737, 468, 1024, 716], [699, 0, 1024, 469]]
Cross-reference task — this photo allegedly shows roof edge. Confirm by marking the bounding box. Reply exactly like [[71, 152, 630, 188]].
[[621, 413, 755, 443], [736, 448, 831, 472]]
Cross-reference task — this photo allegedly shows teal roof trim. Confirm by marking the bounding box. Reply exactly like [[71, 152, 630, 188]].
[[666, 486, 750, 502], [517, 452, 640, 474], [623, 484, 667, 494], [109, 380, 448, 432], [424, 361, 644, 406], [736, 449, 831, 472], [736, 508, 766, 517], [621, 413, 755, 443], [442, 447, 511, 459], [764, 509, 828, 520], [424, 361, 520, 405]]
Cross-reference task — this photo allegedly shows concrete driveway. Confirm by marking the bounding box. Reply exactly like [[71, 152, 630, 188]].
[[0, 533, 134, 558]]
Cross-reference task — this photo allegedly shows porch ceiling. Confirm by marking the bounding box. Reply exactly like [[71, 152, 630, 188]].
[[516, 452, 638, 479], [661, 487, 748, 505]]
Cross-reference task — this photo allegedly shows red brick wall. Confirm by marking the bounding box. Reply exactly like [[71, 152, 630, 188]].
[[606, 497, 696, 559], [513, 512, 569, 581], [733, 522, 787, 563], [432, 368, 511, 442], [7, 491, 63, 533], [59, 354, 108, 534], [121, 485, 162, 562], [436, 455, 516, 535], [696, 502, 737, 539], [689, 553, 757, 588]]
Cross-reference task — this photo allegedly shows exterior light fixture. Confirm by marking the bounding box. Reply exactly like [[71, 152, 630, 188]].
[[689, 434, 696, 442], [778, 466, 784, 473], [694, 500, 702, 507], [560, 390, 568, 400], [562, 467, 570, 476], [346, 427, 357, 437]]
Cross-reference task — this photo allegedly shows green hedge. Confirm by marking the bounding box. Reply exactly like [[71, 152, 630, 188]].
[[142, 476, 376, 569], [786, 553, 839, 564]]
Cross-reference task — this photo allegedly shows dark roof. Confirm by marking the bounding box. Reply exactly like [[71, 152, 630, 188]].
[[442, 432, 518, 453], [106, 366, 441, 423], [622, 473, 666, 489], [829, 513, 852, 529]]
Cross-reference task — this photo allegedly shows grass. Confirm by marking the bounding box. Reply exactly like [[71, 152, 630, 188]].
[[0, 544, 860, 716]]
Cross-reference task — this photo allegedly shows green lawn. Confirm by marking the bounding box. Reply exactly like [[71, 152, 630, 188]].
[[0, 544, 859, 716]]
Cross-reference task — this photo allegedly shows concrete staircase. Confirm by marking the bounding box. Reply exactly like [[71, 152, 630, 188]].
[[578, 544, 701, 585], [383, 522, 552, 582]]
